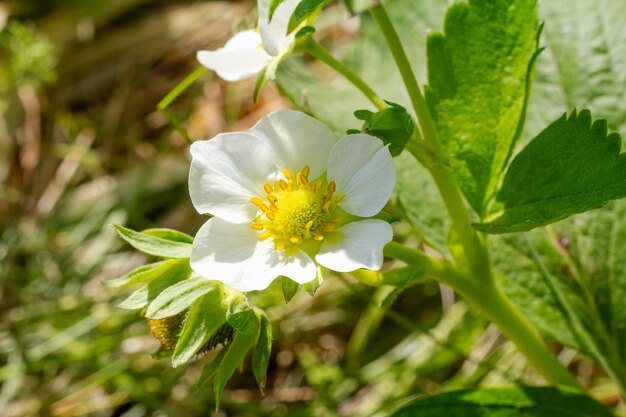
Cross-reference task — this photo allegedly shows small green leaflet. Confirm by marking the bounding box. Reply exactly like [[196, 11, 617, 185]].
[[294, 0, 327, 21], [354, 104, 413, 157], [477, 110, 626, 234], [425, 0, 538, 215], [145, 275, 215, 319], [391, 386, 613, 417]]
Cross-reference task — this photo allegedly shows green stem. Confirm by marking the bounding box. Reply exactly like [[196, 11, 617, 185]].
[[386, 244, 580, 388], [369, 5, 481, 267], [296, 36, 388, 111]]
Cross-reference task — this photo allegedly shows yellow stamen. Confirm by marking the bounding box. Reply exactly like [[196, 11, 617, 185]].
[[332, 216, 343, 224], [323, 224, 335, 232], [251, 223, 264, 230], [273, 225, 284, 232], [328, 181, 336, 193], [266, 212, 276, 220], [323, 201, 331, 210], [305, 220, 314, 230], [263, 183, 273, 194], [302, 165, 310, 178], [276, 241, 286, 250], [283, 168, 293, 180], [267, 195, 277, 203], [335, 194, 346, 203], [314, 234, 324, 241], [259, 231, 272, 240], [259, 204, 269, 213], [279, 180, 288, 190], [270, 203, 278, 213], [290, 236, 300, 243], [250, 197, 264, 207]]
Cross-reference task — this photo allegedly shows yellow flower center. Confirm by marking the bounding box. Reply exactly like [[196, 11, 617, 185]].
[[250, 165, 345, 251]]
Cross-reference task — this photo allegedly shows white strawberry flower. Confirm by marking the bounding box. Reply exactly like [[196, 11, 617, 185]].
[[196, 0, 302, 82], [189, 109, 395, 292]]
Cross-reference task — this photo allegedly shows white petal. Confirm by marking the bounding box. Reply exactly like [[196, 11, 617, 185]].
[[189, 132, 278, 223], [191, 218, 316, 292], [258, 0, 300, 56], [316, 219, 393, 272], [251, 109, 336, 179], [197, 30, 272, 81], [327, 134, 395, 217]]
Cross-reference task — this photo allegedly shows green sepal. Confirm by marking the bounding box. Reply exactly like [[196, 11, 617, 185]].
[[304, 265, 327, 295], [198, 347, 228, 387], [141, 228, 193, 244], [213, 314, 260, 407], [226, 295, 257, 333], [172, 289, 229, 367], [112, 224, 192, 258], [354, 105, 413, 157], [103, 260, 176, 288], [252, 310, 272, 391], [281, 276, 299, 303], [117, 259, 191, 310], [294, 0, 327, 21], [145, 275, 215, 319]]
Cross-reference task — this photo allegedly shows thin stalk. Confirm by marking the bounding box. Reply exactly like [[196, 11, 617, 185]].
[[296, 36, 388, 111], [369, 5, 481, 267], [386, 244, 580, 388]]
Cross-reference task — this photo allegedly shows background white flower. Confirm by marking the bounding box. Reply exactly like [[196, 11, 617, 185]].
[[196, 0, 302, 82], [189, 109, 395, 292]]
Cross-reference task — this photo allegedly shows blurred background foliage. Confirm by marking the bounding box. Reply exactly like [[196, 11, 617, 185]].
[[0, 1, 622, 416]]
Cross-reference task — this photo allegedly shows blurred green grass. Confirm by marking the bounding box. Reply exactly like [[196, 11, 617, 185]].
[[0, 1, 612, 416]]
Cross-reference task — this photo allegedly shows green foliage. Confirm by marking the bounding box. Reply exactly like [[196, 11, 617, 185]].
[[354, 104, 414, 156], [252, 312, 272, 390], [391, 386, 613, 417], [113, 224, 192, 258], [478, 110, 626, 233], [294, 0, 328, 21], [425, 0, 538, 215], [345, 0, 379, 14], [281, 275, 299, 303]]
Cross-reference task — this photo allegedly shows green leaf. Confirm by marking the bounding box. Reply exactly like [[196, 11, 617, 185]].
[[113, 224, 192, 258], [477, 110, 626, 234], [252, 311, 272, 390], [425, 0, 539, 215], [145, 274, 215, 319], [103, 260, 177, 288], [213, 315, 260, 406], [141, 228, 193, 244], [117, 259, 191, 310], [198, 347, 228, 387], [172, 290, 228, 367], [391, 386, 613, 417], [356, 104, 413, 156], [281, 276, 299, 303]]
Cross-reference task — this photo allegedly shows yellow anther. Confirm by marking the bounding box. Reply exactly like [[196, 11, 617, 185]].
[[305, 220, 314, 230], [259, 231, 272, 240], [270, 203, 278, 213], [323, 201, 331, 210], [279, 180, 288, 190], [299, 184, 307, 191], [323, 224, 335, 232], [276, 241, 286, 250], [290, 236, 300, 244], [259, 203, 269, 213], [335, 194, 346, 203], [328, 181, 336, 193], [297, 172, 308, 186], [332, 216, 343, 224], [250, 197, 264, 207], [302, 165, 310, 178], [314, 234, 324, 241], [273, 225, 284, 232], [263, 183, 273, 194], [267, 195, 277, 203], [251, 223, 264, 230], [283, 168, 293, 180], [266, 211, 276, 220], [287, 182, 294, 192]]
